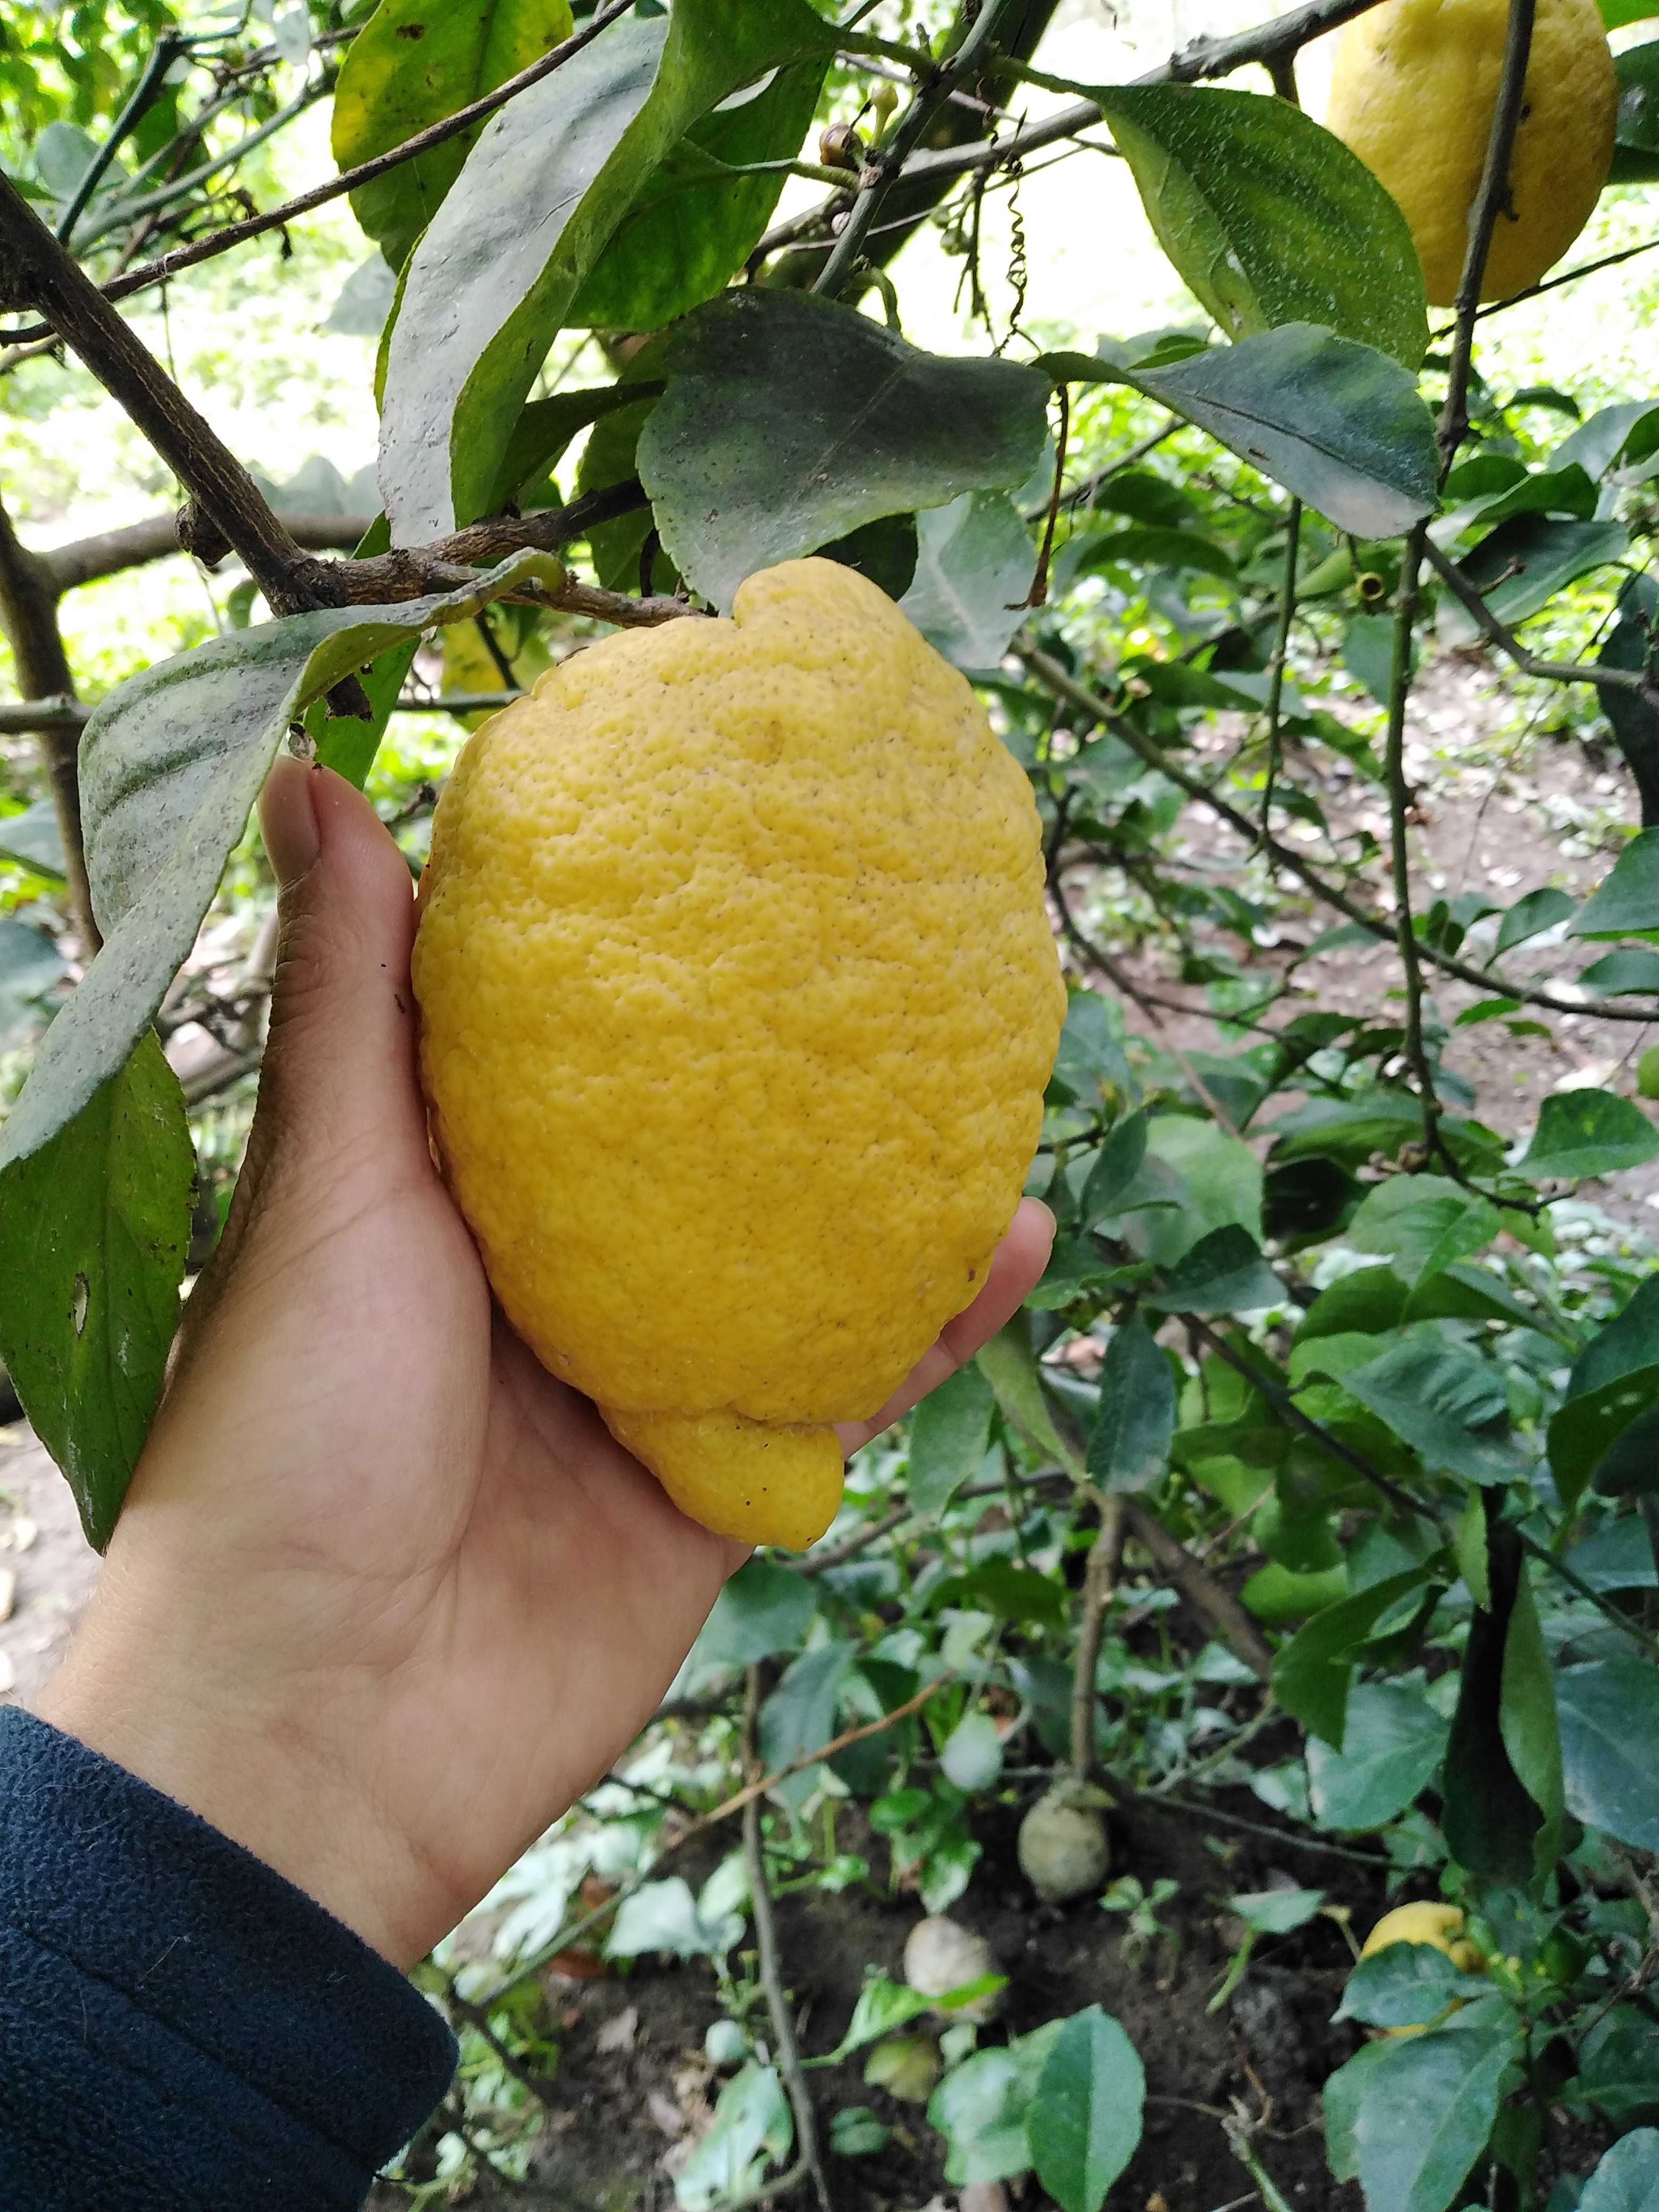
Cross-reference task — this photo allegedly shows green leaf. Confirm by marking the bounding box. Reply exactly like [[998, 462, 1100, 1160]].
[[1337, 1943, 1492, 2029], [1574, 829, 1659, 939], [0, 553, 564, 1180], [1515, 1090, 1659, 1182], [1306, 1680, 1448, 1831], [1067, 524, 1238, 583], [1322, 2039, 1394, 2183], [1556, 1657, 1659, 1849], [1029, 2006, 1145, 2212], [1442, 516, 1630, 641], [330, 0, 575, 273], [1343, 611, 1396, 705], [1580, 948, 1659, 996], [930, 1560, 1069, 1631], [638, 290, 1051, 611], [1352, 2005, 1524, 2212], [1128, 1115, 1262, 1268], [908, 1360, 996, 1518], [572, 54, 831, 331], [929, 2022, 1065, 2186], [1610, 36, 1659, 182], [1346, 1174, 1501, 1285], [759, 1642, 855, 1808], [0, 798, 68, 881], [1597, 576, 1659, 831], [1090, 84, 1426, 366], [1142, 1223, 1282, 1312], [822, 514, 918, 602], [0, 1030, 192, 1550], [1080, 1109, 1149, 1226], [1444, 1514, 1553, 1882], [1228, 1886, 1325, 1933], [1548, 1362, 1659, 1511], [1563, 1516, 1657, 1593], [976, 1315, 1084, 1476], [1104, 323, 1437, 537], [486, 379, 651, 514], [1555, 400, 1659, 479], [676, 2063, 792, 2208], [1496, 886, 1578, 953], [898, 490, 1036, 671], [1499, 1568, 1565, 1883], [1272, 1568, 1430, 1748], [1340, 1333, 1518, 1486], [379, 0, 835, 539], [1087, 1316, 1175, 1492], [827, 2106, 891, 2158], [1577, 2130, 1659, 2210], [697, 1557, 818, 1666]]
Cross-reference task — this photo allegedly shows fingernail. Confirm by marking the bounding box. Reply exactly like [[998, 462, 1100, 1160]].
[[259, 755, 321, 889]]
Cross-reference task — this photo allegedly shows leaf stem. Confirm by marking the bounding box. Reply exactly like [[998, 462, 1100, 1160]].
[[1258, 496, 1302, 844]]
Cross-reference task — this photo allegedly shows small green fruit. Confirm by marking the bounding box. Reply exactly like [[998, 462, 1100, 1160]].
[[1017, 1780, 1112, 1903]]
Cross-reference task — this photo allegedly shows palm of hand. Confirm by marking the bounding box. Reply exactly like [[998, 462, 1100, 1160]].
[[39, 763, 1050, 1968]]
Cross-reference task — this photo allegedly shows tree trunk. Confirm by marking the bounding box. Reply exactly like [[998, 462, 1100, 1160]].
[[0, 490, 99, 951]]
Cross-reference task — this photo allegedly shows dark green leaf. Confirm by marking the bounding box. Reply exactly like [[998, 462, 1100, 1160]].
[[1352, 2004, 1524, 2212], [759, 1642, 854, 1807], [639, 290, 1051, 610], [1110, 323, 1438, 536], [1087, 1316, 1175, 1492], [1343, 611, 1396, 704], [1026, 1234, 1115, 1311], [898, 490, 1035, 670], [1142, 1223, 1282, 1312], [1444, 1515, 1554, 1881], [1610, 36, 1659, 182], [1272, 1568, 1430, 1747], [379, 0, 835, 538], [0, 555, 562, 1179], [1563, 1516, 1658, 1592], [1068, 525, 1238, 583], [1548, 1362, 1659, 1512], [1029, 2006, 1145, 2212], [1500, 1570, 1566, 1883], [1554, 400, 1659, 479], [1597, 576, 1659, 831], [1574, 829, 1659, 939], [486, 379, 651, 514], [572, 53, 831, 331], [1080, 1110, 1149, 1226], [1581, 948, 1659, 996], [908, 1360, 995, 1518], [1454, 462, 1598, 530], [976, 1315, 1084, 1477], [931, 1561, 1069, 1631], [1341, 1333, 1519, 1485], [929, 2021, 1064, 2186], [822, 513, 919, 603], [1496, 886, 1578, 953], [0, 1030, 192, 1549], [1322, 2039, 1394, 2183], [1515, 1090, 1659, 1181], [1090, 85, 1426, 366], [330, 0, 575, 272], [1557, 1658, 1659, 1849], [1306, 1680, 1449, 1830], [698, 1557, 818, 1666], [1228, 1886, 1325, 1933], [1442, 516, 1629, 641]]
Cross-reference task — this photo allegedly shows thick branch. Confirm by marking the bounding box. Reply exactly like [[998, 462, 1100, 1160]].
[[0, 169, 323, 615], [40, 508, 374, 594], [0, 490, 98, 948], [1120, 1498, 1275, 1682]]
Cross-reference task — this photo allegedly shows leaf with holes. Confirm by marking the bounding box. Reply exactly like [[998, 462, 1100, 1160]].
[[330, 0, 575, 273], [0, 1030, 193, 1549]]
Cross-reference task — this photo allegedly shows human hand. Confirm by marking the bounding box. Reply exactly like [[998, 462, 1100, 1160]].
[[37, 761, 1054, 1969]]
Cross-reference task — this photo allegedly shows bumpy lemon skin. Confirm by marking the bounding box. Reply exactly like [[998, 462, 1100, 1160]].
[[412, 558, 1066, 1548], [1325, 0, 1616, 306]]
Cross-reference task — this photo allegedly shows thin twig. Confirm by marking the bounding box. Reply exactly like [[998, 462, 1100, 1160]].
[[743, 1668, 832, 2212], [1384, 521, 1439, 1153], [1020, 646, 1659, 1023], [1118, 1495, 1277, 1682], [1072, 1493, 1128, 1775], [56, 31, 186, 246], [1257, 498, 1302, 843], [1422, 536, 1659, 713], [0, 0, 642, 348]]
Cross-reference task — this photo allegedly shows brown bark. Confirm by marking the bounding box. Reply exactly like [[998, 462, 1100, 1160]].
[[0, 491, 98, 950]]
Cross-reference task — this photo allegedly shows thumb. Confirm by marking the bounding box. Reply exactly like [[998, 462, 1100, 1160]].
[[245, 757, 428, 1203]]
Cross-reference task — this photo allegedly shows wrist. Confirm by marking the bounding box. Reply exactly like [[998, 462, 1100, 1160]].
[[36, 1587, 440, 1970]]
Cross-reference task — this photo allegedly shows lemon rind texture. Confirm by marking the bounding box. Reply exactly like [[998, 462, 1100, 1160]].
[[412, 557, 1066, 1545], [1326, 0, 1616, 306]]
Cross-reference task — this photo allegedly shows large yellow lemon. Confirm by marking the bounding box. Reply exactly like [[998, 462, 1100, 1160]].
[[1325, 0, 1616, 305], [412, 558, 1065, 1548]]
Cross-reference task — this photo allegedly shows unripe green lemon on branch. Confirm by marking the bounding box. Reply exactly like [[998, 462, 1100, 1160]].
[[412, 559, 1065, 1549], [1325, 0, 1616, 306]]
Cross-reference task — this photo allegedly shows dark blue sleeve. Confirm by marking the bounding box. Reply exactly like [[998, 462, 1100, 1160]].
[[0, 1706, 457, 2210]]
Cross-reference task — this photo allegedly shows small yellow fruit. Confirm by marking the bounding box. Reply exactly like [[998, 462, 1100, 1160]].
[[1017, 1781, 1113, 1904], [412, 559, 1065, 1548], [1362, 1902, 1485, 2034], [863, 2032, 942, 2103], [1325, 0, 1617, 306]]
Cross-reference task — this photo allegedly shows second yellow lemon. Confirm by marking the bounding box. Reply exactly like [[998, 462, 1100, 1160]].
[[412, 558, 1065, 1550], [1326, 0, 1616, 305]]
